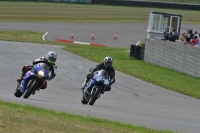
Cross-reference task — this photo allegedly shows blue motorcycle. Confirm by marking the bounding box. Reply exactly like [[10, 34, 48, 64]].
[[81, 69, 110, 105], [14, 63, 50, 99]]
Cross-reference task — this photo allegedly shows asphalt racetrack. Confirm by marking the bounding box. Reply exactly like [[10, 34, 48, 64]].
[[1, 22, 200, 48], [0, 22, 200, 133]]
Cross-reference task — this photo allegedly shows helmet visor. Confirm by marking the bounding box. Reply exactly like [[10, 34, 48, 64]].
[[48, 56, 56, 62], [105, 62, 112, 67]]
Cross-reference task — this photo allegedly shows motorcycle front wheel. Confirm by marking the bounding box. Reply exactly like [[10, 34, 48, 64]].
[[89, 88, 101, 105], [81, 97, 88, 104], [14, 82, 23, 98], [23, 79, 38, 99]]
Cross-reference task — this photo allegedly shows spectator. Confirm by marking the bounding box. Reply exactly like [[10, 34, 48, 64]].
[[189, 29, 194, 39], [172, 28, 179, 40], [180, 33, 187, 43], [190, 36, 199, 46], [185, 37, 191, 44], [196, 34, 200, 46], [186, 29, 194, 43], [172, 28, 179, 37], [194, 31, 199, 39], [168, 30, 178, 42], [162, 30, 169, 40], [186, 29, 190, 38], [197, 38, 200, 46], [168, 32, 174, 42]]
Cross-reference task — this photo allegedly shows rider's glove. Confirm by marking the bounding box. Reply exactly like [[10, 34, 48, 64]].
[[32, 60, 35, 65], [109, 81, 112, 86], [87, 72, 93, 78], [48, 74, 56, 81], [90, 73, 93, 76]]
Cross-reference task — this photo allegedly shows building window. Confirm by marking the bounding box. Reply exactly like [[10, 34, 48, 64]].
[[152, 14, 159, 31]]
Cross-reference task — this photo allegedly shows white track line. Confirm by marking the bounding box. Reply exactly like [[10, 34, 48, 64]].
[[42, 32, 49, 40], [74, 41, 90, 45]]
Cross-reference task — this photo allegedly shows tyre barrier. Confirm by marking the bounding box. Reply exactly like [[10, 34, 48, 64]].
[[129, 44, 136, 57], [139, 44, 145, 60], [130, 44, 145, 60], [91, 0, 200, 11]]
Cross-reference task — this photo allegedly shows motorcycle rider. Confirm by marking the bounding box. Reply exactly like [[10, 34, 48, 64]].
[[17, 51, 57, 90], [81, 56, 115, 94]]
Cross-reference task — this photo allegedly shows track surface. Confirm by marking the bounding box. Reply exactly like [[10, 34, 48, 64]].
[[1, 22, 200, 48], [0, 41, 200, 133]]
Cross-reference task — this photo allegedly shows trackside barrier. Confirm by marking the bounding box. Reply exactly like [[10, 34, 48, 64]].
[[91, 0, 200, 11], [4, 0, 199, 9], [144, 37, 200, 77], [0, 0, 91, 3], [130, 44, 145, 60]]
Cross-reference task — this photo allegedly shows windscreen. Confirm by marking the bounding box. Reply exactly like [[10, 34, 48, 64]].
[[38, 63, 49, 70], [98, 70, 109, 79], [34, 63, 49, 73]]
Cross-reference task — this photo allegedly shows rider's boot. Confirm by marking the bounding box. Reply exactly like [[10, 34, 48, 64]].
[[17, 68, 26, 82], [32, 91, 36, 95], [81, 84, 86, 91], [81, 78, 88, 91], [17, 77, 22, 82], [17, 65, 31, 82], [17, 72, 25, 82]]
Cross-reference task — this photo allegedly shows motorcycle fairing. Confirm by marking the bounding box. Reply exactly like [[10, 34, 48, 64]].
[[21, 70, 35, 93]]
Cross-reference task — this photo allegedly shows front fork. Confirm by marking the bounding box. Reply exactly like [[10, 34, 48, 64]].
[[91, 86, 103, 99]]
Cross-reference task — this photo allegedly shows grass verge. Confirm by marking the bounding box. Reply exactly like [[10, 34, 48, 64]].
[[0, 101, 174, 133], [0, 1, 200, 24], [0, 30, 200, 99], [63, 42, 200, 99]]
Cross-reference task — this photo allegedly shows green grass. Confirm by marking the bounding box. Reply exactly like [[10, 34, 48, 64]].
[[0, 1, 200, 24], [1, 30, 200, 99], [0, 2, 195, 132], [0, 101, 174, 133], [63, 43, 200, 99]]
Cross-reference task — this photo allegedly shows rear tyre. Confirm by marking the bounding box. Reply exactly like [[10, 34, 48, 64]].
[[89, 88, 101, 106], [14, 82, 23, 98], [23, 80, 38, 99]]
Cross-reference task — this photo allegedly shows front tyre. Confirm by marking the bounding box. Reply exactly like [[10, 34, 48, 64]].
[[89, 88, 101, 106], [81, 97, 88, 104], [81, 90, 89, 104], [23, 79, 38, 99], [14, 82, 23, 98]]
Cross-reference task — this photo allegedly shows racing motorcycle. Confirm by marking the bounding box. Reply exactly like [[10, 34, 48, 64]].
[[81, 69, 110, 105], [14, 63, 50, 99]]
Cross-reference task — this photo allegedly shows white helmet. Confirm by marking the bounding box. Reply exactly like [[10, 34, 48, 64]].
[[104, 56, 113, 68], [47, 51, 57, 64]]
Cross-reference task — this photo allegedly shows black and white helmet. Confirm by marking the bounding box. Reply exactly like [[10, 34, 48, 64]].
[[47, 51, 57, 64], [104, 56, 113, 68]]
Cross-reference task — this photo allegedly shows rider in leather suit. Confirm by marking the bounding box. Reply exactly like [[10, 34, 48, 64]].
[[81, 56, 115, 93], [17, 51, 57, 90]]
